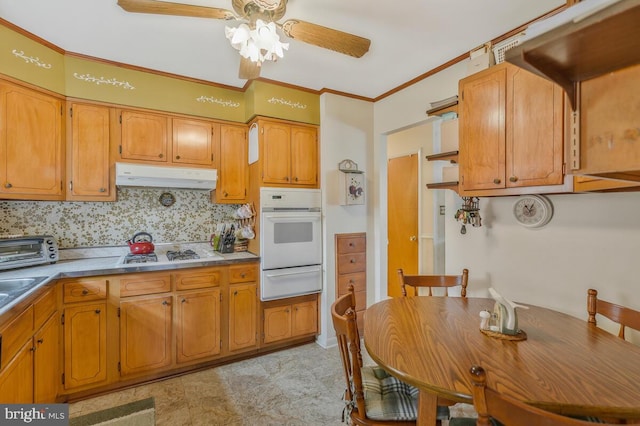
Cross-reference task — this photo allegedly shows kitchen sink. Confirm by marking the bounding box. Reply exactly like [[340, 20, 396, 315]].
[[0, 276, 50, 313], [0, 276, 48, 293]]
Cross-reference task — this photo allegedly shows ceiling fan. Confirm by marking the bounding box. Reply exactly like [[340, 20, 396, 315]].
[[117, 0, 371, 80]]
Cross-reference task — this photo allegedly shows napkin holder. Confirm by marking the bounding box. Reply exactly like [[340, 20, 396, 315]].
[[480, 288, 528, 341]]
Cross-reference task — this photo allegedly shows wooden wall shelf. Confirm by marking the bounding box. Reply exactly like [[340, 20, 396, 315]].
[[426, 102, 458, 117], [426, 151, 458, 163], [505, 0, 640, 110], [426, 182, 459, 191]]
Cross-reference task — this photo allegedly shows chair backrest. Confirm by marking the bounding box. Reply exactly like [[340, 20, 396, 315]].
[[469, 365, 619, 426], [587, 288, 640, 340], [331, 285, 367, 420], [398, 268, 469, 297]]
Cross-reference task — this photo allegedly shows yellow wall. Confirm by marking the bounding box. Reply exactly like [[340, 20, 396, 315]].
[[0, 22, 318, 125]]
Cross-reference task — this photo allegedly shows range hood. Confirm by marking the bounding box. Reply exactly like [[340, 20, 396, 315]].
[[115, 163, 217, 190]]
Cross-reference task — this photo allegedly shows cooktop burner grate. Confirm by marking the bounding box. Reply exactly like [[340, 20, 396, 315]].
[[122, 253, 158, 264], [166, 249, 200, 261]]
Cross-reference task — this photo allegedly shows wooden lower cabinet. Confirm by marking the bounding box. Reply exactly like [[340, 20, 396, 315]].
[[228, 283, 258, 352], [262, 294, 318, 345], [120, 295, 173, 376], [34, 314, 60, 402], [0, 286, 59, 403], [176, 289, 221, 363], [63, 302, 107, 390]]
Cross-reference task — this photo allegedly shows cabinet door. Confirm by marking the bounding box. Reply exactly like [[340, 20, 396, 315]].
[[290, 125, 318, 186], [68, 103, 113, 200], [292, 300, 318, 337], [459, 66, 506, 191], [263, 305, 291, 344], [0, 341, 33, 403], [120, 110, 169, 162], [34, 314, 59, 403], [172, 118, 214, 166], [261, 122, 291, 184], [0, 81, 63, 199], [63, 303, 107, 390], [217, 124, 247, 202], [120, 295, 173, 376], [228, 283, 257, 352], [176, 289, 221, 363], [506, 66, 564, 187]]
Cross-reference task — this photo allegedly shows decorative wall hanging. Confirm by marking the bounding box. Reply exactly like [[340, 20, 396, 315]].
[[339, 159, 365, 206], [455, 196, 481, 234], [159, 192, 176, 207]]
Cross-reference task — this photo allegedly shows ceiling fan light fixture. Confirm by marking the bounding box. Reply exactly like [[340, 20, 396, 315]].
[[225, 19, 288, 65]]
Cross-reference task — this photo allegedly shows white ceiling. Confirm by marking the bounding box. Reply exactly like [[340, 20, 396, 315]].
[[0, 0, 565, 99]]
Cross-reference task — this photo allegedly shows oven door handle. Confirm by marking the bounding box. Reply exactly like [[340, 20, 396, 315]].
[[265, 268, 321, 278], [263, 215, 320, 221]]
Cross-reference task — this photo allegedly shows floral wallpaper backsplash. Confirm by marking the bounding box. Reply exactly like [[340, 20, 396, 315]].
[[0, 188, 239, 248]]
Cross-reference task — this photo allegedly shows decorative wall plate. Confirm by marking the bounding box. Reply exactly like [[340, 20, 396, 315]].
[[159, 192, 176, 207]]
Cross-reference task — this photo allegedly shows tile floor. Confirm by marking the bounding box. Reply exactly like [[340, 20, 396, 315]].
[[69, 342, 476, 425]]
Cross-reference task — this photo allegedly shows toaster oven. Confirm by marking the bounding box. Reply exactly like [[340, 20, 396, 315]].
[[0, 235, 59, 270]]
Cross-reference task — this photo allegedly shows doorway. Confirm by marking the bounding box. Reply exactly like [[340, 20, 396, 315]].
[[387, 153, 419, 297]]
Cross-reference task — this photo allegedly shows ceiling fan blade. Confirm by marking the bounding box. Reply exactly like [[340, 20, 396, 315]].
[[239, 57, 261, 80], [117, 0, 235, 20], [281, 19, 371, 58]]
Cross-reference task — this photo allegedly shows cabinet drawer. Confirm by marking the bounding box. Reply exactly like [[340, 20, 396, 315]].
[[0, 305, 33, 371], [336, 236, 365, 254], [174, 268, 224, 290], [34, 286, 57, 330], [229, 264, 258, 283], [63, 279, 107, 303], [120, 274, 171, 297], [337, 253, 366, 274], [337, 272, 366, 294]]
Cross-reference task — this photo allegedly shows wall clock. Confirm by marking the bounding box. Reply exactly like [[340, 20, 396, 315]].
[[512, 195, 553, 228]]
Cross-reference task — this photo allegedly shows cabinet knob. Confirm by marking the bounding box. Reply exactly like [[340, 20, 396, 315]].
[[4, 182, 12, 188], [162, 300, 169, 306], [175, 155, 181, 160], [82, 289, 89, 295], [350, 258, 356, 263], [95, 309, 101, 314], [409, 235, 417, 241], [240, 273, 246, 278], [294, 177, 299, 182], [349, 243, 354, 247], [37, 338, 44, 344], [509, 176, 518, 182], [99, 187, 106, 192], [493, 178, 501, 185], [223, 191, 228, 197], [285, 176, 290, 181], [234, 291, 238, 296], [30, 346, 36, 352], [181, 298, 186, 303], [349, 279, 355, 284]]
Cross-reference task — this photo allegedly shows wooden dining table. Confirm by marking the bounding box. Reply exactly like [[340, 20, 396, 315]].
[[364, 296, 640, 426]]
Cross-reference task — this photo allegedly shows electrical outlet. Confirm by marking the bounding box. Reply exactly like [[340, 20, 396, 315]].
[[439, 205, 445, 215]]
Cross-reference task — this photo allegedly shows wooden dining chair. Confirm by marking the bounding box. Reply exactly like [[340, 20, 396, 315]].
[[331, 285, 450, 425], [587, 288, 640, 340], [397, 268, 469, 297], [447, 365, 620, 426]]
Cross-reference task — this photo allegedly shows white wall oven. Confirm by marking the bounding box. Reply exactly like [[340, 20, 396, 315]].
[[260, 188, 322, 301]]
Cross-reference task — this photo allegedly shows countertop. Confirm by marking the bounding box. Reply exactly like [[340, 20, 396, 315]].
[[0, 242, 259, 316]]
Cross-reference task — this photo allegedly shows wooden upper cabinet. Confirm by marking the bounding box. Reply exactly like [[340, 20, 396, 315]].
[[68, 103, 114, 201], [459, 62, 565, 195], [0, 80, 63, 200], [172, 118, 216, 166], [290, 125, 318, 186], [120, 110, 169, 163], [257, 118, 318, 188], [261, 121, 292, 185], [459, 66, 506, 191], [215, 124, 247, 203]]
